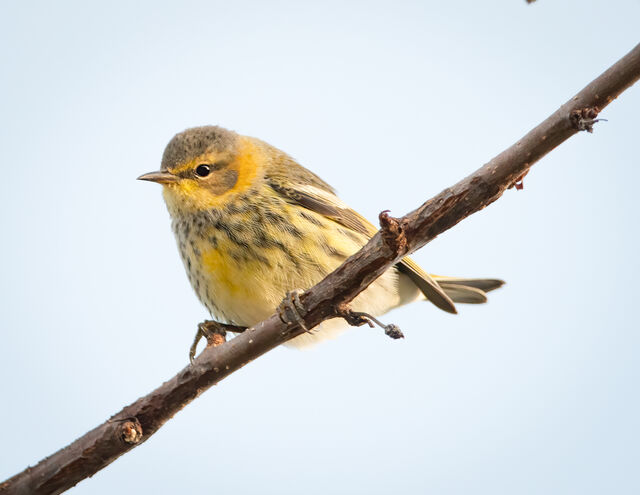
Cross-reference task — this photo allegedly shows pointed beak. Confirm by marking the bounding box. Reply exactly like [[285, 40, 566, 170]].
[[137, 171, 178, 184]]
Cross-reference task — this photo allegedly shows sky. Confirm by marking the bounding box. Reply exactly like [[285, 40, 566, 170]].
[[1, 1, 639, 494]]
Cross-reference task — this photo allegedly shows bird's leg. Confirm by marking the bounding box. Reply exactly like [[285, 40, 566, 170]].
[[189, 320, 246, 364], [277, 289, 311, 333], [335, 304, 405, 340]]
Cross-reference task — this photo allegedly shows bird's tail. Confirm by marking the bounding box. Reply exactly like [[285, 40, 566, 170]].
[[432, 276, 505, 304]]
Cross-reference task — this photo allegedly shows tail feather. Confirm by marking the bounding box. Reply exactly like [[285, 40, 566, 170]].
[[397, 258, 458, 314], [439, 284, 487, 304], [434, 276, 505, 304]]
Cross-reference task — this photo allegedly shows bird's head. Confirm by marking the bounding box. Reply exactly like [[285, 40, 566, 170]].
[[138, 126, 262, 214]]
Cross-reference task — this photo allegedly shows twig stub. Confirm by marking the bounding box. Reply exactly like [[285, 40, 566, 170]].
[[509, 170, 529, 191], [570, 106, 603, 133], [379, 210, 409, 257]]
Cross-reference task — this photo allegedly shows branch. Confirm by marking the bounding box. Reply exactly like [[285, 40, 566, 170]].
[[2, 43, 639, 495]]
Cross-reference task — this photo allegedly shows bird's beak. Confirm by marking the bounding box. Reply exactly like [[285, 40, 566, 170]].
[[137, 171, 178, 184]]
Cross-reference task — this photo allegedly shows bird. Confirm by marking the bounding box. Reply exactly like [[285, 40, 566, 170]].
[[138, 126, 503, 356]]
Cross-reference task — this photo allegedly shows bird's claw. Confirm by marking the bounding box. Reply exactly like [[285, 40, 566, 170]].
[[278, 289, 311, 333], [189, 320, 228, 364]]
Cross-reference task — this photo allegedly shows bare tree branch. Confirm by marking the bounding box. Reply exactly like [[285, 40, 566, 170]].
[[2, 42, 639, 495]]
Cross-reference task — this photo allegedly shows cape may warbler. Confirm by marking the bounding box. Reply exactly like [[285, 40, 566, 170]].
[[139, 126, 503, 349]]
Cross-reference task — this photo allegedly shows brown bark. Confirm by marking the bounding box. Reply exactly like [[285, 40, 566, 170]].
[[2, 42, 639, 495]]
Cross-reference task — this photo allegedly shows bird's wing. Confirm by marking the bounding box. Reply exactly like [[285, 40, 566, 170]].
[[268, 180, 457, 314]]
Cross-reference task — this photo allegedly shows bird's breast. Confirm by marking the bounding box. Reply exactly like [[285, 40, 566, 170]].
[[170, 198, 367, 327]]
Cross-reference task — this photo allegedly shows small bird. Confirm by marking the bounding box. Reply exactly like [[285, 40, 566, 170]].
[[139, 126, 503, 354]]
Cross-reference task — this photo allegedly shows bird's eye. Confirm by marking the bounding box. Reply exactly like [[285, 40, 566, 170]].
[[195, 164, 211, 177]]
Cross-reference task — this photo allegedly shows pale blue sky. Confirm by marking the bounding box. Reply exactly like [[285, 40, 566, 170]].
[[1, 1, 639, 494]]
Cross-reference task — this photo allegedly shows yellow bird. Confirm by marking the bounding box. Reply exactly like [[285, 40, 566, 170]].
[[139, 126, 503, 353]]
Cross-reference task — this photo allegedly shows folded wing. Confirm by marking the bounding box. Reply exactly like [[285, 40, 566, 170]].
[[268, 179, 459, 313]]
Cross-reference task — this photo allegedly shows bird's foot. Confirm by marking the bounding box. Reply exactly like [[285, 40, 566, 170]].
[[277, 289, 311, 333], [336, 304, 404, 340], [189, 320, 246, 364]]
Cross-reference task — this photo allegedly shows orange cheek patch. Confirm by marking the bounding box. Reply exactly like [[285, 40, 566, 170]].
[[230, 137, 260, 195], [162, 137, 262, 212]]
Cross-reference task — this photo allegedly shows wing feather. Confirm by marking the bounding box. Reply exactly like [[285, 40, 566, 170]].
[[268, 179, 457, 314]]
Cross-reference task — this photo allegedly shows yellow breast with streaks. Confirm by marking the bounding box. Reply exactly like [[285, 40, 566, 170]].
[[174, 194, 368, 327]]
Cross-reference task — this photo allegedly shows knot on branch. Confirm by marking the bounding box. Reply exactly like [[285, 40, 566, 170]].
[[120, 419, 142, 445], [379, 210, 408, 257], [570, 106, 604, 133]]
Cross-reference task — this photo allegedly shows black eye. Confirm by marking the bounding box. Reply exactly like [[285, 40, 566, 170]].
[[195, 164, 210, 177]]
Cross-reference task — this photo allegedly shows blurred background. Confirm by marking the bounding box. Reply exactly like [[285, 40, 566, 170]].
[[1, 1, 639, 493]]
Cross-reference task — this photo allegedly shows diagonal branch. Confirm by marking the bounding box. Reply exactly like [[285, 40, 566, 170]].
[[2, 43, 639, 495]]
